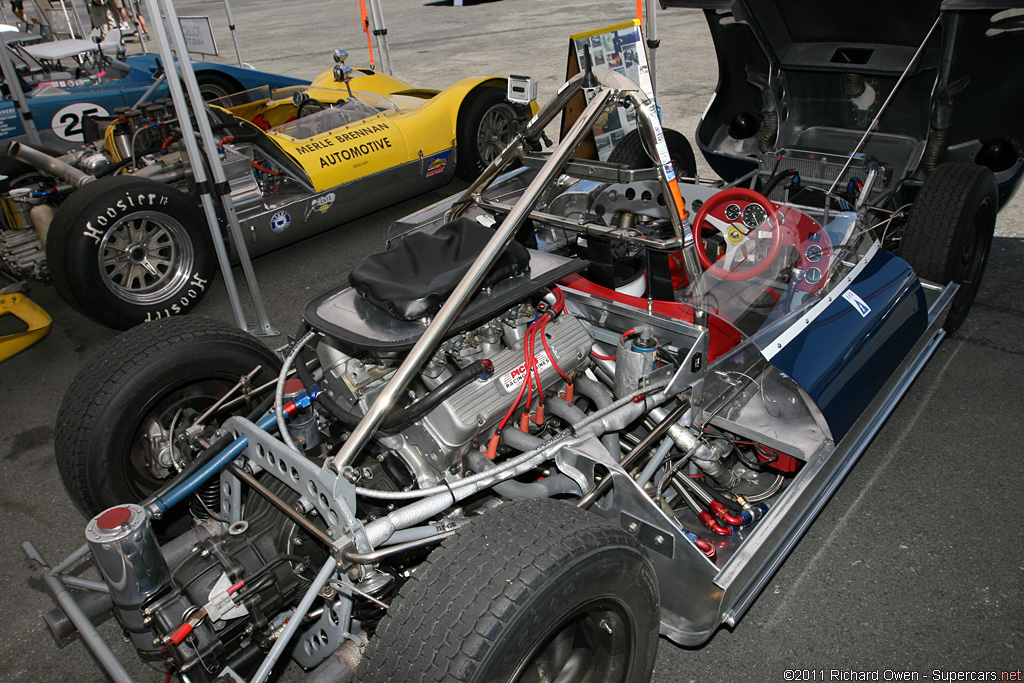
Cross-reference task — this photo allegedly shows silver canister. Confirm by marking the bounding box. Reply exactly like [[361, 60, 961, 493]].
[[283, 377, 320, 450], [613, 326, 659, 399], [85, 503, 170, 609]]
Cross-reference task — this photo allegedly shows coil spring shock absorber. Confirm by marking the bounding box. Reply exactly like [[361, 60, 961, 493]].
[[190, 479, 221, 520]]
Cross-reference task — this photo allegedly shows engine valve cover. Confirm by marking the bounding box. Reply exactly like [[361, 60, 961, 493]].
[[421, 312, 592, 451]]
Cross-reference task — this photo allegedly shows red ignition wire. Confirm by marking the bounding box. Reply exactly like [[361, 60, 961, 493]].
[[590, 349, 616, 361], [521, 322, 534, 428], [489, 320, 540, 458], [530, 315, 552, 425], [540, 316, 571, 383]]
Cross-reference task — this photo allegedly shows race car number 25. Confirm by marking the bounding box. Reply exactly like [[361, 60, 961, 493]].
[[52, 103, 110, 143]]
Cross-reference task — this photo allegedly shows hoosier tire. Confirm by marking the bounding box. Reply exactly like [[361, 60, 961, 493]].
[[608, 127, 698, 181], [46, 176, 215, 329], [359, 498, 660, 683], [54, 316, 281, 518], [900, 162, 998, 333]]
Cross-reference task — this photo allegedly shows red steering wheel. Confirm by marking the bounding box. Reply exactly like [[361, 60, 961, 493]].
[[692, 188, 783, 281]]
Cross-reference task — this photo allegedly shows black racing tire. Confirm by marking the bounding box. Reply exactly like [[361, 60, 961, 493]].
[[456, 86, 521, 181], [54, 316, 281, 518], [608, 127, 698, 181], [195, 71, 245, 105], [45, 176, 215, 329], [900, 162, 998, 333], [360, 498, 660, 683]]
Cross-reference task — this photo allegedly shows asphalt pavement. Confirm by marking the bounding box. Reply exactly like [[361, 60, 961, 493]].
[[0, 1, 1021, 681]]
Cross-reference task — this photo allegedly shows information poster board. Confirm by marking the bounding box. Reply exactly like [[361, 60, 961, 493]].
[[178, 16, 217, 56], [569, 20, 655, 160]]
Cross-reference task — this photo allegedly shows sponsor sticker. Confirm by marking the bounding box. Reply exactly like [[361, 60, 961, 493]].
[[424, 151, 450, 178], [499, 351, 553, 393], [842, 289, 871, 317], [311, 193, 335, 214], [270, 211, 291, 233]]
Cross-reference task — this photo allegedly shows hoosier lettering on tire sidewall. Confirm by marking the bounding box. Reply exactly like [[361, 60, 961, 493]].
[[45, 176, 215, 329]]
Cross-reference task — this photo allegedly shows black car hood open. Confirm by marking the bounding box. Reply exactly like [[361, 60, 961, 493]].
[[663, 0, 1024, 199]]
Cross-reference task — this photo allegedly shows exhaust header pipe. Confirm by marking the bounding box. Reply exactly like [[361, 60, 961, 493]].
[[6, 141, 94, 188]]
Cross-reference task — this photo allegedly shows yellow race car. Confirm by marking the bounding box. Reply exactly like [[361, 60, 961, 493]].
[[3, 53, 532, 328]]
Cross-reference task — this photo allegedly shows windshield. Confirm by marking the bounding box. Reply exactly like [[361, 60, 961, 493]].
[[270, 92, 396, 140]]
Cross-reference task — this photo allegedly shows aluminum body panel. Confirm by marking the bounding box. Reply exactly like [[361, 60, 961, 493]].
[[757, 248, 928, 440], [236, 154, 454, 259]]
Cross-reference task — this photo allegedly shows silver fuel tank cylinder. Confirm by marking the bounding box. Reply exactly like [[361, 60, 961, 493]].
[[85, 503, 171, 652]]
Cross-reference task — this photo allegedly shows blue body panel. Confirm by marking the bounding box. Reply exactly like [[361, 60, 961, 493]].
[[1, 55, 307, 149], [761, 250, 928, 441]]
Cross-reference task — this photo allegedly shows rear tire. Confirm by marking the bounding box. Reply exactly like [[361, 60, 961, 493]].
[[608, 127, 697, 181], [900, 162, 998, 333], [195, 72, 245, 105], [456, 87, 521, 181], [54, 316, 281, 517], [360, 498, 660, 683]]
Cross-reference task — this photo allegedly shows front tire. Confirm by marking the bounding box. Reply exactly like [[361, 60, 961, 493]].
[[456, 87, 521, 181], [900, 162, 998, 333], [45, 176, 215, 329], [54, 316, 281, 517], [360, 498, 660, 683]]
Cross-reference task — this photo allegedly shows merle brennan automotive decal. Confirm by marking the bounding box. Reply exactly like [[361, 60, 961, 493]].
[[288, 122, 394, 168], [270, 211, 291, 233], [81, 192, 169, 244], [143, 273, 210, 322], [318, 138, 392, 168]]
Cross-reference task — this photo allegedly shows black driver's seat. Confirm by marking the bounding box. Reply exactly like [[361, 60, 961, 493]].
[[348, 217, 531, 321]]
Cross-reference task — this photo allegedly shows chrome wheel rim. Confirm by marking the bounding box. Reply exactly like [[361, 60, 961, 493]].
[[98, 210, 194, 305], [476, 103, 518, 164]]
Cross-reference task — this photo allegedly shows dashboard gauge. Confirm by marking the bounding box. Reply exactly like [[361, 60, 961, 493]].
[[724, 203, 741, 221], [803, 267, 822, 285], [742, 202, 767, 229], [804, 244, 823, 262]]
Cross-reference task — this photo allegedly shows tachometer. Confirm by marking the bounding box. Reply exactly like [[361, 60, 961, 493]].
[[742, 202, 767, 229]]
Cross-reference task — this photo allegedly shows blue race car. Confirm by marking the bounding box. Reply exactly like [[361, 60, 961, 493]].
[[0, 50, 308, 150]]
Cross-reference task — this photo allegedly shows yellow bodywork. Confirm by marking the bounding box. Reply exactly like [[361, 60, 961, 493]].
[[221, 69, 516, 193], [0, 291, 51, 361]]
